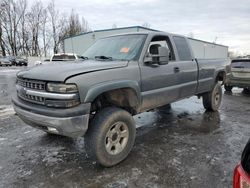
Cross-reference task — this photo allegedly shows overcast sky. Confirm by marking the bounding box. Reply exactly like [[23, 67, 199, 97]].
[[29, 0, 250, 54]]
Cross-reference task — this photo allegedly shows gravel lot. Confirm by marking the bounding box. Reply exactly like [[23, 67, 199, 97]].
[[0, 67, 250, 188]]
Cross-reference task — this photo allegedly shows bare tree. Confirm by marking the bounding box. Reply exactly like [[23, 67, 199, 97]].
[[41, 8, 50, 57], [62, 9, 91, 38], [0, 0, 27, 56], [0, 0, 91, 56], [17, 0, 29, 56], [82, 17, 91, 32], [26, 1, 45, 56], [64, 10, 83, 37], [0, 0, 7, 56], [48, 0, 66, 54]]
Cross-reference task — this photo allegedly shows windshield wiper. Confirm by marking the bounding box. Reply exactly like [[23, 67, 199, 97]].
[[95, 55, 113, 61]]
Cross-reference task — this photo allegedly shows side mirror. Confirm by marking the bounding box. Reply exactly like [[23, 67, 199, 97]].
[[144, 47, 170, 65], [157, 47, 169, 65]]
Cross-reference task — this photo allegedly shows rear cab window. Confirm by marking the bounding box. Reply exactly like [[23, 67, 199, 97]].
[[52, 55, 76, 61], [173, 36, 192, 61]]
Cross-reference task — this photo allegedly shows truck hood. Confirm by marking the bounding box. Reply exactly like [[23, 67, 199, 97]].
[[17, 60, 128, 82]]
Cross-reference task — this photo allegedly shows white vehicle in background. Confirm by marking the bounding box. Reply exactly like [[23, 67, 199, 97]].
[[35, 53, 84, 66]]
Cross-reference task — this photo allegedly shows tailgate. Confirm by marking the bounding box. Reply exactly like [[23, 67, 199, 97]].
[[231, 59, 250, 79]]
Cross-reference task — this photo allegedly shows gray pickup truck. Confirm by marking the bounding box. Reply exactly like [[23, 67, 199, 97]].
[[12, 32, 230, 166]]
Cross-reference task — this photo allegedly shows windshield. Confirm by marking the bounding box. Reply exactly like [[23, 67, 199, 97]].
[[83, 34, 147, 61]]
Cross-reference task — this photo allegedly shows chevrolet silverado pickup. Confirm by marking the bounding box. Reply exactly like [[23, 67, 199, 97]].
[[12, 32, 230, 167]]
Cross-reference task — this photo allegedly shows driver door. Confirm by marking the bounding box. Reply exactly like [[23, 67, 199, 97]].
[[140, 35, 182, 111]]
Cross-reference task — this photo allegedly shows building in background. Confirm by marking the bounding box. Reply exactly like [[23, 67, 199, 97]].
[[63, 26, 228, 59], [188, 38, 228, 59]]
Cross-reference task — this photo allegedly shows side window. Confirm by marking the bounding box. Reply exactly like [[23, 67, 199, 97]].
[[173, 36, 192, 61], [148, 36, 175, 61]]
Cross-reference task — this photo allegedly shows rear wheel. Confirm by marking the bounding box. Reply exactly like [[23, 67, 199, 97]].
[[157, 104, 171, 113], [202, 83, 222, 111], [85, 107, 136, 167], [224, 85, 233, 92]]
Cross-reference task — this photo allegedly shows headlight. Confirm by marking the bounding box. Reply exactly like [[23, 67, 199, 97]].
[[46, 83, 78, 93]]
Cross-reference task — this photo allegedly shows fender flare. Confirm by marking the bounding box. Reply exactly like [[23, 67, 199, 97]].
[[84, 80, 141, 105]]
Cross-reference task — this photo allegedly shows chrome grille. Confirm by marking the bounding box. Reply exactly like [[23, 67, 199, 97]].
[[17, 78, 46, 105], [18, 92, 45, 105], [17, 78, 45, 90]]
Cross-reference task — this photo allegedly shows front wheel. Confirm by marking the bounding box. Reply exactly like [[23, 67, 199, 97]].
[[202, 83, 222, 111], [85, 107, 136, 167]]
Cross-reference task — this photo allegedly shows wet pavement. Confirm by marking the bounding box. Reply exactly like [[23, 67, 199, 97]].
[[0, 67, 250, 188]]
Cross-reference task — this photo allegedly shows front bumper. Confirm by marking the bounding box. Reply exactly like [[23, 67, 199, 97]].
[[12, 95, 91, 138]]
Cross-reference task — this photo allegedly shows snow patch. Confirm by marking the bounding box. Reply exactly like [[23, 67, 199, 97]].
[[0, 105, 15, 117]]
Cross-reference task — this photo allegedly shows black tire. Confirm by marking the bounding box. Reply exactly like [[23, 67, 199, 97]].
[[224, 85, 233, 92], [243, 88, 250, 94], [157, 103, 171, 113], [202, 83, 222, 111], [241, 139, 250, 174], [85, 107, 136, 167]]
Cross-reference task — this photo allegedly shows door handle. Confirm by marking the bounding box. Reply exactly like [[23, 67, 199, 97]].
[[174, 67, 180, 73]]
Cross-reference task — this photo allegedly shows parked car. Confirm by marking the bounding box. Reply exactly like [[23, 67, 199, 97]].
[[233, 139, 250, 188], [0, 57, 12, 66], [225, 59, 250, 92], [15, 57, 28, 66], [50, 53, 85, 61], [12, 32, 230, 167], [35, 53, 84, 66], [9, 56, 17, 66]]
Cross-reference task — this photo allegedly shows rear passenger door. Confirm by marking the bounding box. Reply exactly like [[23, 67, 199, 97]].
[[172, 36, 198, 98]]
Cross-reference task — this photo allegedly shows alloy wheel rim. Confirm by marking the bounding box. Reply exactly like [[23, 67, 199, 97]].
[[105, 122, 129, 155], [214, 90, 221, 106]]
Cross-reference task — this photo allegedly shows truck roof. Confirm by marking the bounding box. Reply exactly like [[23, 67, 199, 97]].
[[101, 31, 185, 39]]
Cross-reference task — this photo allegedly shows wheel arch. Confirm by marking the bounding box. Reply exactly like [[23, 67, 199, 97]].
[[215, 70, 226, 84], [84, 80, 141, 114]]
